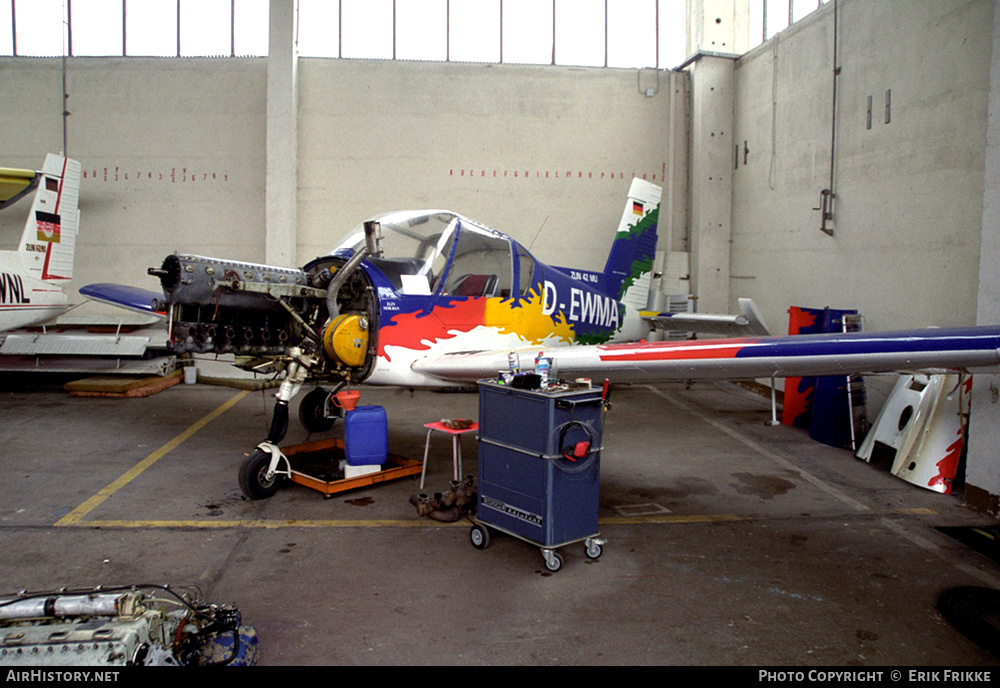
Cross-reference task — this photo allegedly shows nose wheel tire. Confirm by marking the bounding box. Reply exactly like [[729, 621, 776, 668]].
[[238, 448, 284, 500]]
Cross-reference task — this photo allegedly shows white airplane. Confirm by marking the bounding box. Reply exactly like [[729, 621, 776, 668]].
[[82, 178, 1000, 499], [0, 154, 82, 332]]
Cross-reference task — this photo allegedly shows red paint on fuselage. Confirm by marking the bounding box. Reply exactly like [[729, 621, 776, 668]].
[[597, 338, 754, 361], [377, 298, 487, 361]]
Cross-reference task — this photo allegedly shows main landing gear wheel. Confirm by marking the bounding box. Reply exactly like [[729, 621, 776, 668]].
[[298, 387, 338, 433], [470, 524, 490, 550], [238, 448, 284, 500]]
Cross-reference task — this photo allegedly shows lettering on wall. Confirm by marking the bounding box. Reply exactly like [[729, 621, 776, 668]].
[[82, 168, 231, 183], [448, 162, 668, 183]]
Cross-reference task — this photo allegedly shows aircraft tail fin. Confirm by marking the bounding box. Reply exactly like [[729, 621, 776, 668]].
[[15, 154, 82, 282], [602, 178, 662, 311]]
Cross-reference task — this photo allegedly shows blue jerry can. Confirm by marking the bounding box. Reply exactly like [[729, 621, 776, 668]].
[[344, 405, 388, 466]]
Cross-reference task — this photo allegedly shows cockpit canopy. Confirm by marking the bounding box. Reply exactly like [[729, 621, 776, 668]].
[[331, 210, 535, 298]]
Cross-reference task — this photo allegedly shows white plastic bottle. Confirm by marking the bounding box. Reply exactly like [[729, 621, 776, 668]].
[[535, 351, 549, 386]]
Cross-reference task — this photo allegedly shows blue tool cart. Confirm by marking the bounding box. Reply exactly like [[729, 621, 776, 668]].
[[471, 379, 608, 572]]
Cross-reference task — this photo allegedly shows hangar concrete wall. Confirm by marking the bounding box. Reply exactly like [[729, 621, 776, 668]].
[[0, 58, 269, 294], [0, 57, 687, 305], [296, 59, 687, 273], [727, 0, 1000, 512], [730, 0, 991, 338]]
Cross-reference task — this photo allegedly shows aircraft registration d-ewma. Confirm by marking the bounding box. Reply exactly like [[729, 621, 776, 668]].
[[81, 179, 1000, 499]]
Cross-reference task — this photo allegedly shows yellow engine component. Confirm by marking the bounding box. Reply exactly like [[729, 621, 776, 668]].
[[322, 314, 370, 367]]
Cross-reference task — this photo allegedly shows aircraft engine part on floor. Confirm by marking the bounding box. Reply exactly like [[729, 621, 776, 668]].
[[410, 474, 478, 522], [0, 585, 258, 667]]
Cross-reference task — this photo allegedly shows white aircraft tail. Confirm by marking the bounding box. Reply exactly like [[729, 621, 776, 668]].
[[601, 178, 662, 311], [13, 154, 82, 282]]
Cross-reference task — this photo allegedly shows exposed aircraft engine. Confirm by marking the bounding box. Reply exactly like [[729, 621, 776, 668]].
[[149, 253, 321, 357], [147, 251, 378, 381], [151, 253, 313, 309], [0, 585, 257, 666]]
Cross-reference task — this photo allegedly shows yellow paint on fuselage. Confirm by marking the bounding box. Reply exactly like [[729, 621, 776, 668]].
[[482, 287, 576, 345]]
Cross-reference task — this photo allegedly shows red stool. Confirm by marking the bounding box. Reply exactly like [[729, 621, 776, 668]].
[[420, 421, 478, 489]]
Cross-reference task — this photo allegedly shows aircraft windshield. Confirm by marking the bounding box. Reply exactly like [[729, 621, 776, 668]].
[[332, 211, 457, 275], [332, 210, 514, 296]]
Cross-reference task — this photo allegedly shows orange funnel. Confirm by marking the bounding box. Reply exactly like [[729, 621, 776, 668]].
[[333, 389, 361, 411]]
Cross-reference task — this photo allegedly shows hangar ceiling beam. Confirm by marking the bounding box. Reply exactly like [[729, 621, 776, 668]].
[[266, 0, 299, 268]]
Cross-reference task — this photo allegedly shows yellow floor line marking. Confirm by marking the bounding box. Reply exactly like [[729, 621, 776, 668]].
[[58, 508, 936, 530], [68, 516, 745, 530], [71, 519, 467, 529], [55, 390, 250, 527]]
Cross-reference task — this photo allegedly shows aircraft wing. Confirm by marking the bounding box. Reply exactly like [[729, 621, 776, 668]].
[[642, 298, 770, 337], [79, 283, 167, 318], [410, 326, 1000, 385], [0, 165, 40, 210]]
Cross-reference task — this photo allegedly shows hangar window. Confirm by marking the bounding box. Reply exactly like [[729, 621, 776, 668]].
[[397, 0, 447, 62], [340, 0, 394, 60], [747, 0, 831, 48], [0, 3, 8, 55], [71, 0, 123, 56], [4, 0, 268, 57], [448, 0, 499, 63], [8, 0, 64, 56], [2, 0, 832, 63], [125, 0, 178, 57], [501, 0, 551, 66]]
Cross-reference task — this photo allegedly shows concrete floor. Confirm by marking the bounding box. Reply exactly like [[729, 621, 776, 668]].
[[1, 374, 999, 666]]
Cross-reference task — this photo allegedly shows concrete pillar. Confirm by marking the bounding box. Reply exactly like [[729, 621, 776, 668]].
[[686, 54, 735, 314], [266, 0, 298, 267], [687, 0, 751, 57], [966, 0, 1000, 518], [684, 0, 748, 314]]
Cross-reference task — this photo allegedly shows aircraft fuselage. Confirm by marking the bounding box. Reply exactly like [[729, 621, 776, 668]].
[[0, 263, 70, 331], [152, 205, 657, 389], [364, 260, 646, 387]]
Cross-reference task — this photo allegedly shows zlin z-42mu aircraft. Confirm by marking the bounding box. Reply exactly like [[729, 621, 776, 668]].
[[82, 178, 1000, 499], [0, 154, 82, 332]]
